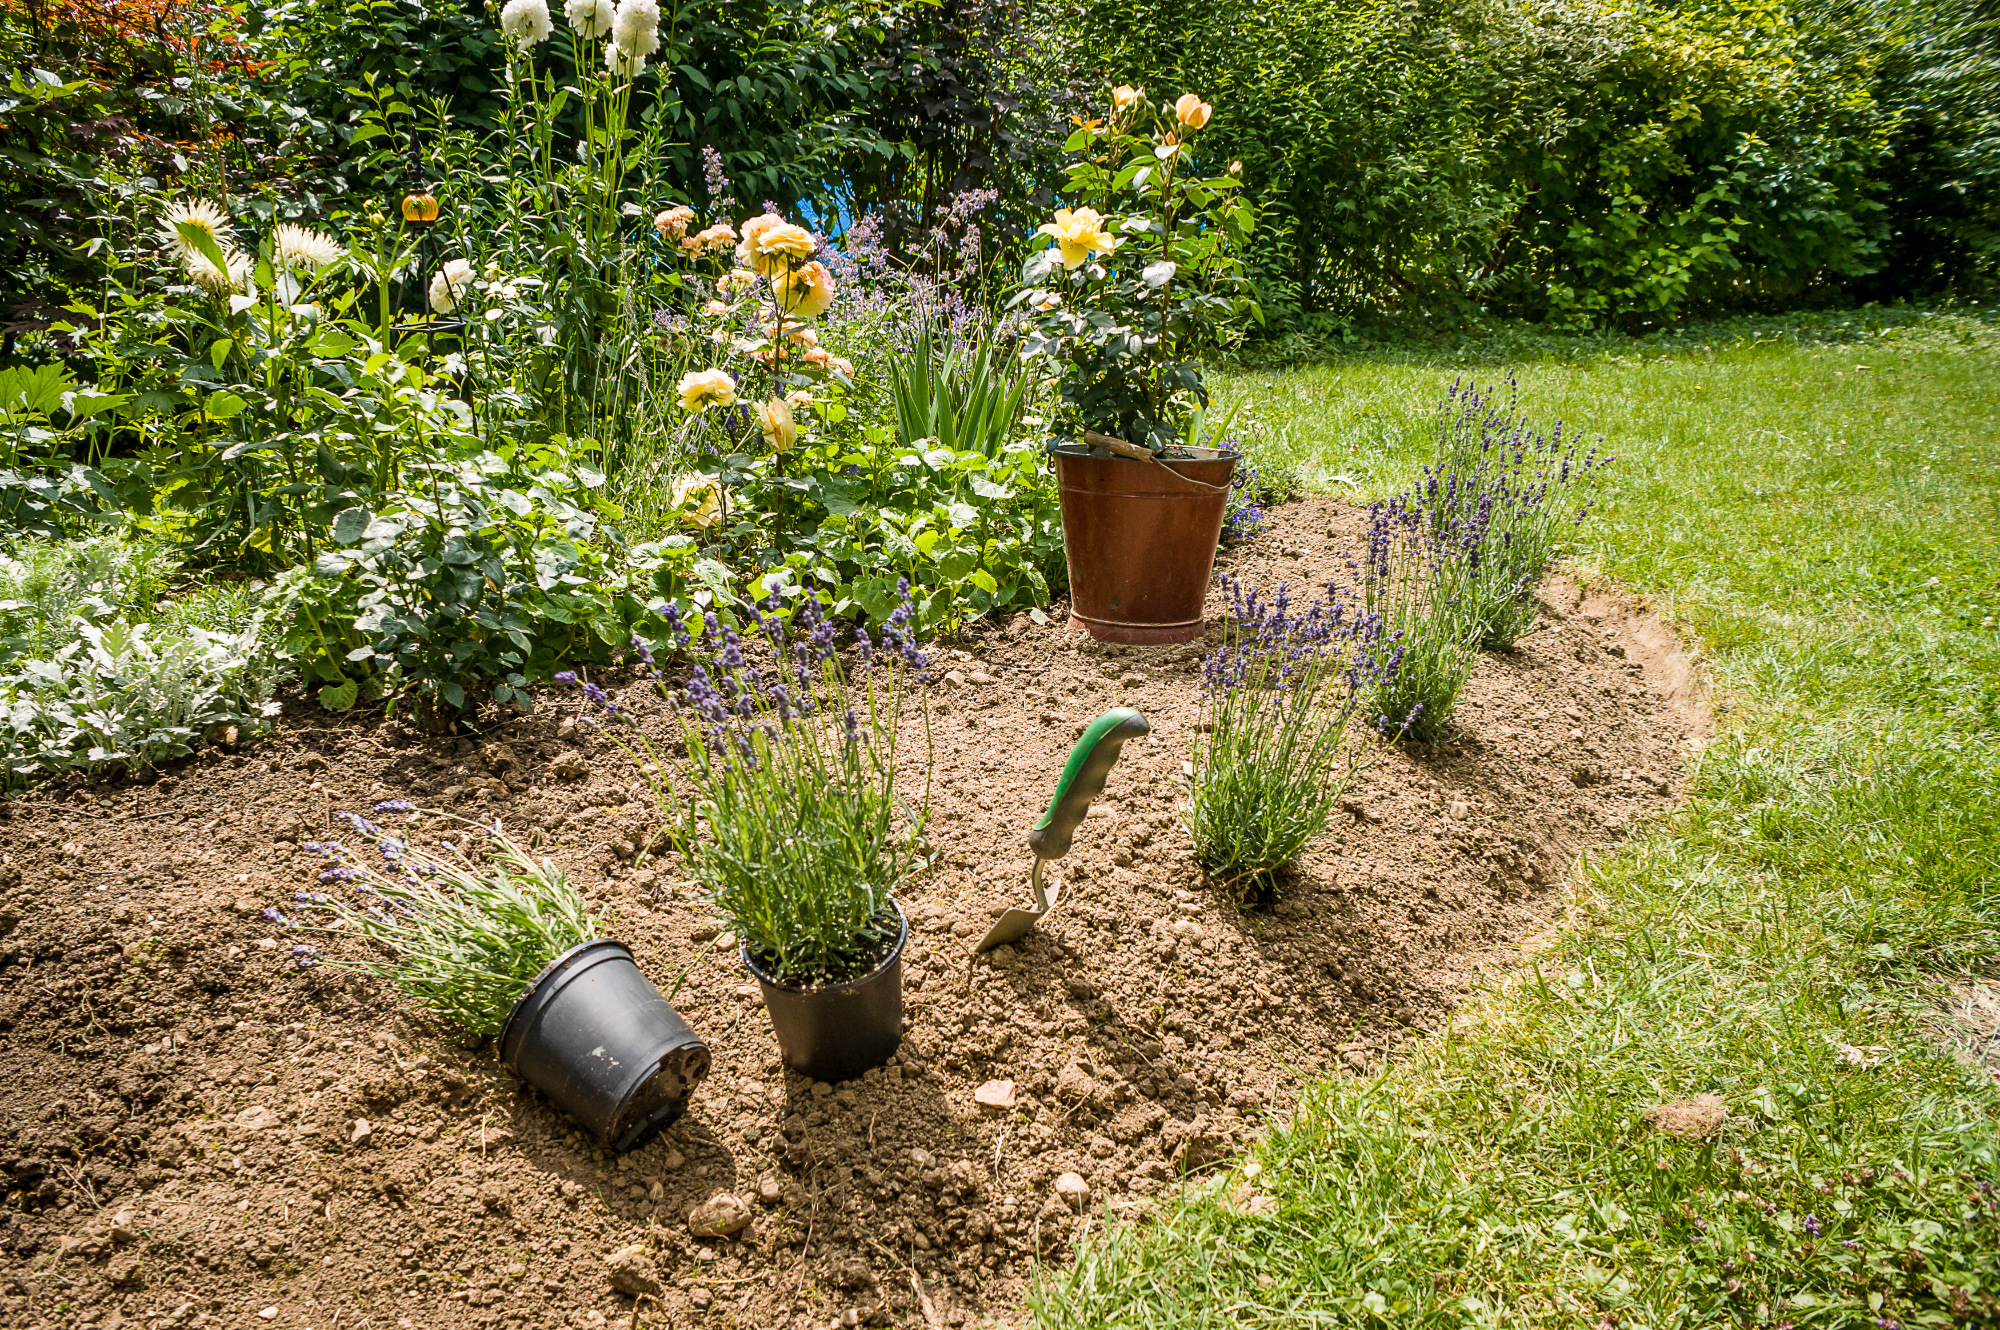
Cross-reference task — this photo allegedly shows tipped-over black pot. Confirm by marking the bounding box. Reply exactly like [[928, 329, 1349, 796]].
[[743, 903, 906, 1083], [500, 939, 709, 1150]]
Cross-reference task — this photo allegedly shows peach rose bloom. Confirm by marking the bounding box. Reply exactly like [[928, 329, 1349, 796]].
[[771, 260, 835, 318], [675, 368, 737, 411], [1036, 207, 1116, 270]]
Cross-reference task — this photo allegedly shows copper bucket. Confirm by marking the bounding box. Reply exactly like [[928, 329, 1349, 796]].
[[1052, 445, 1237, 644]]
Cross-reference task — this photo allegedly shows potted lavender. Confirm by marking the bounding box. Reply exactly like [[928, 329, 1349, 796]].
[[287, 808, 709, 1148], [575, 587, 932, 1083]]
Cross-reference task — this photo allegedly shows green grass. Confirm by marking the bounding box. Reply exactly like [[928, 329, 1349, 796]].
[[1033, 308, 2000, 1329]]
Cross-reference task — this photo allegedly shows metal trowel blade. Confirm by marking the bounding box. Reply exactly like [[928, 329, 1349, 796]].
[[973, 873, 1063, 954]]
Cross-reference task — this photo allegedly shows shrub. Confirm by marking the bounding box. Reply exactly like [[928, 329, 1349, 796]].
[[763, 430, 1066, 633], [1422, 376, 1612, 648], [1185, 576, 1393, 899], [0, 534, 177, 664], [276, 453, 680, 719], [1012, 84, 1260, 453], [288, 809, 600, 1036], [0, 615, 285, 783], [1062, 0, 2000, 327], [0, 533, 285, 782], [1361, 493, 1487, 745]]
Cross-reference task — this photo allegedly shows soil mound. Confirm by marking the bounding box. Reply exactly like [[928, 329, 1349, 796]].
[[0, 498, 1706, 1329]]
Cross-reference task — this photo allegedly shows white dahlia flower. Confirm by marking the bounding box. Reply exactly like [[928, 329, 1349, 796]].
[[603, 40, 646, 77], [611, 0, 660, 57], [158, 198, 238, 265], [499, 0, 553, 49], [187, 247, 255, 297], [564, 0, 615, 38], [271, 223, 343, 271]]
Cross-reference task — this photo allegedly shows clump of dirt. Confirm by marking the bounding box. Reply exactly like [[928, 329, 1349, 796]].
[[1934, 980, 2000, 1080], [1641, 1095, 1728, 1140], [0, 497, 1706, 1330]]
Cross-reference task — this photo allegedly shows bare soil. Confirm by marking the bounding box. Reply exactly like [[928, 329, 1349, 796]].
[[0, 497, 1707, 1330]]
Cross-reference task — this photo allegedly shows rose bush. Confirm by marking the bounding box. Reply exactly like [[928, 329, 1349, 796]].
[[1011, 87, 1261, 454]]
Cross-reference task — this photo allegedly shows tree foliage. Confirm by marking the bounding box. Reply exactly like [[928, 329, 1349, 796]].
[[1055, 0, 1999, 327]]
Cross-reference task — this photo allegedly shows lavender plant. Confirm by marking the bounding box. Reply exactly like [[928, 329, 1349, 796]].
[[282, 805, 601, 1036], [1361, 493, 1491, 745], [1423, 376, 1612, 648], [1185, 576, 1395, 900], [571, 589, 932, 989]]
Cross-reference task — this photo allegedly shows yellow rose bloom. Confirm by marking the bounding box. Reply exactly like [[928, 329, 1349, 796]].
[[753, 398, 797, 451], [1175, 93, 1213, 128], [1112, 85, 1141, 113], [1036, 206, 1116, 270], [670, 472, 721, 528], [771, 260, 836, 319], [735, 212, 789, 274], [754, 222, 817, 264], [676, 368, 737, 411]]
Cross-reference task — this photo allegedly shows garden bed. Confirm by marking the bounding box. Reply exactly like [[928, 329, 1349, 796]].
[[0, 496, 1706, 1330]]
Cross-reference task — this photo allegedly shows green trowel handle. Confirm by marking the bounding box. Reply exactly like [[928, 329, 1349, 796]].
[[1028, 707, 1150, 860]]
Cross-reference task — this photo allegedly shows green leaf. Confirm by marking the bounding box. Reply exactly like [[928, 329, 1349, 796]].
[[332, 506, 371, 545], [175, 219, 233, 283], [318, 678, 360, 712]]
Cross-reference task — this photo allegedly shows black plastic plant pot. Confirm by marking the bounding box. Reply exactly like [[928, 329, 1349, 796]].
[[499, 939, 710, 1151], [743, 903, 907, 1084]]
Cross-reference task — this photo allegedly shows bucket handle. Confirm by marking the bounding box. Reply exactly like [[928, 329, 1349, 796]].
[[1079, 430, 1234, 494]]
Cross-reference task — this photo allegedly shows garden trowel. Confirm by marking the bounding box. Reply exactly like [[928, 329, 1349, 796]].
[[973, 706, 1150, 954]]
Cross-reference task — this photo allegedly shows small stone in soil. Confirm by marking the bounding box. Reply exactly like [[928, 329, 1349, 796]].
[[350, 1118, 372, 1145], [604, 1243, 663, 1297], [688, 1192, 752, 1237], [973, 1080, 1016, 1111], [1055, 1172, 1091, 1211]]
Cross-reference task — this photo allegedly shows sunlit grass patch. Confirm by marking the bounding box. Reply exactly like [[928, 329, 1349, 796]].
[[1033, 309, 2000, 1329]]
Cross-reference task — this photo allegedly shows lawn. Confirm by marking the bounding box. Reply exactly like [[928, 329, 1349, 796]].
[[1032, 308, 2000, 1329]]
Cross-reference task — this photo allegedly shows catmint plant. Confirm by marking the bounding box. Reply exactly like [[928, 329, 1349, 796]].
[[1185, 576, 1395, 900], [1220, 448, 1271, 544], [1423, 376, 1611, 648], [1361, 493, 1490, 745], [286, 807, 601, 1036], [571, 587, 933, 989]]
